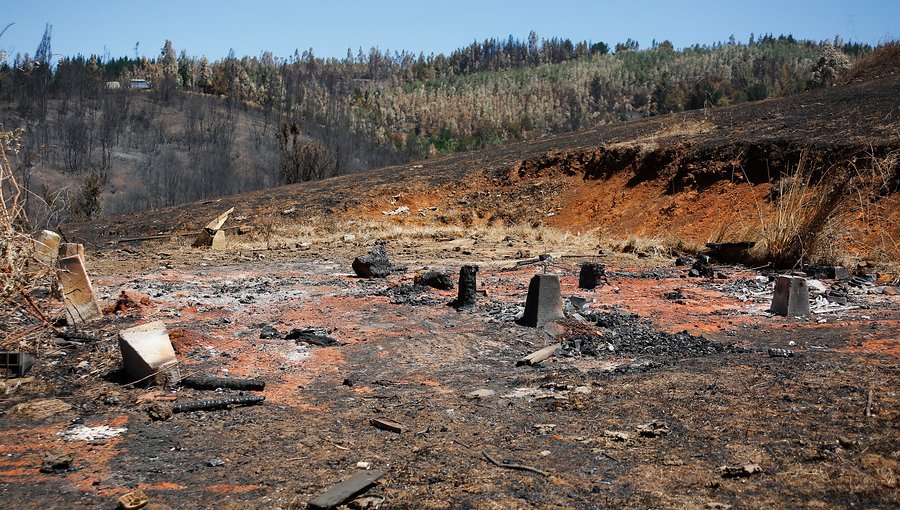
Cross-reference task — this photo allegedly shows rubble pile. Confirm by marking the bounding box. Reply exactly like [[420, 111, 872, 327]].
[[561, 310, 733, 358]]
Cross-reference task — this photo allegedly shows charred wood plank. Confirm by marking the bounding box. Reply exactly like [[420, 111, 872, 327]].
[[307, 470, 384, 510], [172, 395, 264, 413], [181, 376, 265, 391]]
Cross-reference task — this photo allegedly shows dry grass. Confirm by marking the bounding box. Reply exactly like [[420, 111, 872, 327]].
[[749, 148, 900, 271], [1, 126, 58, 349], [752, 151, 850, 268], [1, 127, 31, 303], [607, 236, 703, 259]]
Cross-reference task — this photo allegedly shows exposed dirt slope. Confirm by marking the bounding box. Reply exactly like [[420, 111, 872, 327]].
[[68, 76, 900, 267]]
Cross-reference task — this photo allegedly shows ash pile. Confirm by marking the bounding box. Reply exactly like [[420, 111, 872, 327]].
[[559, 310, 736, 359]]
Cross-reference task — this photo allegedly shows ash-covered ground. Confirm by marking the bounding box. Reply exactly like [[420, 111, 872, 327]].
[[1, 244, 898, 510]]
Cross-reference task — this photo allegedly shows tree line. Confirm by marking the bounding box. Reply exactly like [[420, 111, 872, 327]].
[[0, 26, 866, 220]]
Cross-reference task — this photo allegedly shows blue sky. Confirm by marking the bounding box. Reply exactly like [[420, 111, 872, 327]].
[[1, 1, 897, 62]]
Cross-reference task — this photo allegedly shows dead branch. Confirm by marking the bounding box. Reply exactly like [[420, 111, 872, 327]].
[[481, 449, 549, 477]]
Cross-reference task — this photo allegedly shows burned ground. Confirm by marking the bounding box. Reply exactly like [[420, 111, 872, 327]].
[[1, 246, 897, 509]]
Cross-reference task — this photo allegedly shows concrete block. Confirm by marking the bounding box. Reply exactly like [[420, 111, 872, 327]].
[[210, 230, 227, 250], [771, 275, 810, 316], [33, 230, 61, 266], [828, 266, 849, 280], [118, 321, 180, 386], [59, 243, 85, 259], [520, 274, 564, 327], [57, 255, 102, 324], [192, 207, 234, 248]]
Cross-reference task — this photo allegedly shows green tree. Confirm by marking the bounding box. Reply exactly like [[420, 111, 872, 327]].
[[159, 39, 178, 98]]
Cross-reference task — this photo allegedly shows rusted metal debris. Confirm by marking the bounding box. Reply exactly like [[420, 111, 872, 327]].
[[181, 376, 265, 391], [0, 351, 35, 377], [171, 395, 265, 413], [117, 488, 149, 509], [307, 470, 385, 510]]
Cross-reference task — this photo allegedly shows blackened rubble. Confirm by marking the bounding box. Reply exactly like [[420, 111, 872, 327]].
[[352, 243, 396, 278], [560, 310, 738, 359], [285, 327, 341, 346], [375, 284, 443, 306], [414, 271, 455, 290]]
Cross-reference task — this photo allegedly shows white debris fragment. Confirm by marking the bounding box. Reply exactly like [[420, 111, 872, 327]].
[[60, 424, 127, 441]]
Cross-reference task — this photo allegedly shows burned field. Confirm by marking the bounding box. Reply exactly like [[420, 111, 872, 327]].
[[1, 243, 898, 510], [2, 75, 900, 509]]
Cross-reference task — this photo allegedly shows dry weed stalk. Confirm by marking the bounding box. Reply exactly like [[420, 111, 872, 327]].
[[0, 127, 31, 302], [756, 148, 896, 269], [1, 126, 56, 341]]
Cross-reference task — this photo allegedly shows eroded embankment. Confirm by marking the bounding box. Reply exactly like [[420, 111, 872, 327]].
[[368, 139, 899, 268]]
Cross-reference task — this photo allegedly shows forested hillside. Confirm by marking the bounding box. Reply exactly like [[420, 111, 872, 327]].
[[0, 28, 864, 221]]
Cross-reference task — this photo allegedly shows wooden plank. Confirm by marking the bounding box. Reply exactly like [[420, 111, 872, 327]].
[[516, 343, 561, 366], [370, 418, 404, 433], [307, 470, 384, 509]]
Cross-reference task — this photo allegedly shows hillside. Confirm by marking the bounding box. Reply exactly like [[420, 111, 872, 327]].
[[2, 35, 862, 224], [69, 74, 900, 271]]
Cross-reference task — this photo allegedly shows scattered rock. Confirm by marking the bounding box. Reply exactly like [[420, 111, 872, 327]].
[[689, 255, 714, 278], [4, 398, 72, 420], [208, 458, 225, 467], [0, 376, 34, 396], [146, 403, 173, 421], [118, 488, 150, 510], [636, 421, 670, 437], [534, 423, 557, 434], [106, 290, 152, 315], [603, 430, 632, 441], [719, 463, 762, 478], [39, 451, 75, 473], [382, 205, 409, 216], [259, 324, 281, 339], [60, 424, 128, 441], [352, 244, 394, 278], [467, 389, 496, 399]]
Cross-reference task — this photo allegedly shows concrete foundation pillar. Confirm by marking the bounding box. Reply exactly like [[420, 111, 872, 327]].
[[771, 275, 810, 316], [520, 274, 564, 327]]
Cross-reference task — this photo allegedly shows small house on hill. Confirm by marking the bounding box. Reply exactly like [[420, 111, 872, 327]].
[[129, 79, 151, 90]]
